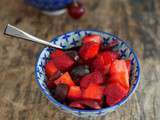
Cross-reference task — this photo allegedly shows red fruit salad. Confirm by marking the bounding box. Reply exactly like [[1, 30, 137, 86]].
[[45, 35, 131, 110]]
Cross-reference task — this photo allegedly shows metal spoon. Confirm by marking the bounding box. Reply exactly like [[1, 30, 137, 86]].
[[4, 24, 63, 49]]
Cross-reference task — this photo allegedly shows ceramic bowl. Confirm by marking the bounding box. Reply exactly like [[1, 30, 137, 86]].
[[25, 0, 77, 15], [35, 30, 140, 118]]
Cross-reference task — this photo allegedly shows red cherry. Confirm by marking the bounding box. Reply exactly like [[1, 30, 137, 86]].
[[67, 2, 85, 19]]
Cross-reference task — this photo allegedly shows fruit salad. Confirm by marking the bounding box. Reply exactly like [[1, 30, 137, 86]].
[[45, 35, 131, 110]]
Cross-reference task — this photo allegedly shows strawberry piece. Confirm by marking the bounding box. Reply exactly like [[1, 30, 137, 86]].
[[80, 71, 104, 89], [68, 86, 82, 99], [79, 42, 100, 60], [52, 52, 74, 71], [50, 49, 65, 59], [82, 83, 103, 101], [54, 72, 75, 87], [45, 60, 58, 78], [82, 35, 101, 44], [109, 60, 129, 89], [125, 60, 131, 75], [104, 83, 128, 106], [69, 101, 85, 109], [79, 100, 101, 109]]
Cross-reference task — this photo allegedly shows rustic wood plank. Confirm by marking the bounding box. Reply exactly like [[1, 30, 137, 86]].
[[0, 0, 160, 120]]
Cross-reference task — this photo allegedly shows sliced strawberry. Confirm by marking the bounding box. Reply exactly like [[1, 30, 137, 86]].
[[68, 86, 82, 99], [82, 83, 103, 101], [52, 52, 74, 71], [82, 35, 101, 44], [80, 71, 104, 89], [45, 60, 58, 78], [109, 60, 129, 89], [104, 83, 128, 106], [125, 60, 131, 75], [79, 99, 101, 109], [54, 72, 75, 87], [69, 101, 85, 109], [50, 49, 65, 59], [79, 42, 100, 60]]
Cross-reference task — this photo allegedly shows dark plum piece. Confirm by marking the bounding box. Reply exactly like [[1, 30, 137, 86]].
[[69, 101, 85, 109], [101, 40, 119, 51], [48, 71, 62, 81], [71, 65, 90, 78], [65, 50, 80, 61], [53, 84, 69, 102]]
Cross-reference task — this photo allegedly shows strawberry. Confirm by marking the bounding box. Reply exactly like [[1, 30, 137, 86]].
[[80, 71, 104, 89], [82, 35, 101, 44], [109, 60, 129, 89], [82, 83, 103, 101], [52, 51, 74, 71], [45, 60, 58, 78], [69, 101, 85, 109], [78, 100, 101, 109], [54, 72, 75, 87], [68, 86, 82, 99], [79, 42, 100, 60], [104, 83, 128, 106], [125, 60, 131, 75], [50, 49, 65, 59]]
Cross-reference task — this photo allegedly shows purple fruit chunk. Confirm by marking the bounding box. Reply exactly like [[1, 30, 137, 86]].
[[53, 84, 69, 102]]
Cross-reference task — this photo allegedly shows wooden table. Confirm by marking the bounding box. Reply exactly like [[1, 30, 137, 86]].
[[0, 0, 160, 119]]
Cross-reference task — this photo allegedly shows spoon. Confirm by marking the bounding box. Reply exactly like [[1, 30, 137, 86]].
[[4, 24, 63, 49]]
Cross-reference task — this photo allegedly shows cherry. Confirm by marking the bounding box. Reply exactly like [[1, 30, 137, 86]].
[[67, 1, 85, 19]]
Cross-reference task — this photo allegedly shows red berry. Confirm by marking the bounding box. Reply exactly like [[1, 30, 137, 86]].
[[125, 60, 131, 75], [67, 1, 85, 19], [50, 49, 65, 59]]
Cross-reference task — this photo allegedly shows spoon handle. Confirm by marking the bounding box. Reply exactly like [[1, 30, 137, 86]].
[[4, 24, 62, 49]]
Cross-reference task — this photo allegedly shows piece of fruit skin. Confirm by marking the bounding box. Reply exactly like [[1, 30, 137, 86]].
[[68, 86, 82, 99], [82, 83, 103, 101], [80, 71, 104, 89], [54, 72, 75, 87], [79, 42, 100, 60], [45, 60, 58, 78], [104, 83, 129, 106], [52, 51, 75, 71], [67, 1, 85, 19], [69, 101, 85, 109], [53, 84, 69, 102], [109, 60, 129, 89], [82, 35, 102, 44]]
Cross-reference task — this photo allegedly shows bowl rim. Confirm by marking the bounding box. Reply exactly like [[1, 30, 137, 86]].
[[35, 29, 140, 113]]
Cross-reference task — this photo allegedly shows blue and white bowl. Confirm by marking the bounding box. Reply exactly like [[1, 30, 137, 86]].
[[25, 0, 77, 15], [35, 30, 140, 118]]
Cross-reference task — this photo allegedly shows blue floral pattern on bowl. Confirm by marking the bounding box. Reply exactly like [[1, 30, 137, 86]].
[[25, 0, 74, 11], [35, 30, 140, 118]]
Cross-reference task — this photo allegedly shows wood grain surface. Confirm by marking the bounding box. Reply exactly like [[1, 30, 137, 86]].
[[0, 0, 160, 120]]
